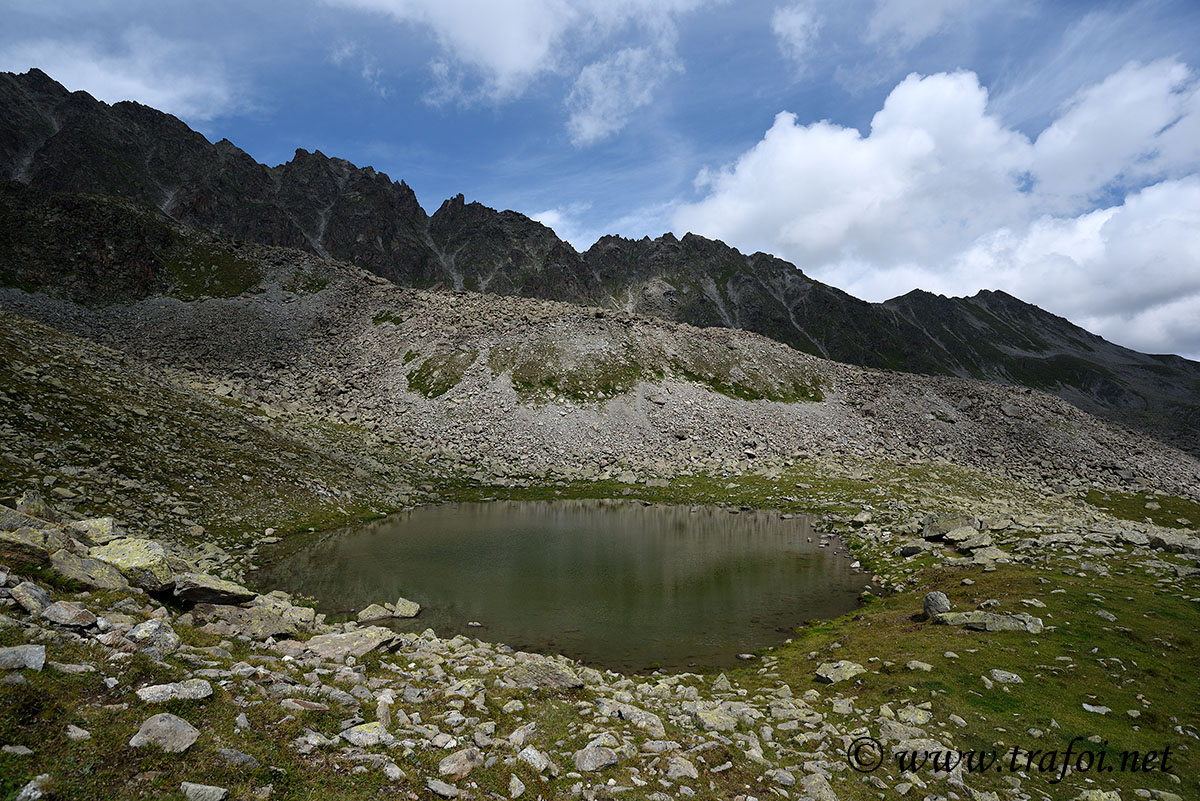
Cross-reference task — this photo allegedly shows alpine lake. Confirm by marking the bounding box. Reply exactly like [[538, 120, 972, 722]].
[[255, 500, 866, 672]]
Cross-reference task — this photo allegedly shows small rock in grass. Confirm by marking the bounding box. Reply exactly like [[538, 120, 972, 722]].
[[129, 713, 199, 753], [181, 782, 229, 801]]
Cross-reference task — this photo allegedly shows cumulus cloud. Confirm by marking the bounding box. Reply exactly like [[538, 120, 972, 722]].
[[0, 26, 241, 121], [673, 60, 1200, 357], [323, 0, 708, 142], [772, 2, 821, 73]]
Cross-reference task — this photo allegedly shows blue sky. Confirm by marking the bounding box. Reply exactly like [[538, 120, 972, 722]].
[[3, 0, 1200, 358]]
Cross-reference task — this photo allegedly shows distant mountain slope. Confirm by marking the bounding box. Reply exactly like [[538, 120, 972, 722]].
[[2, 68, 1197, 455]]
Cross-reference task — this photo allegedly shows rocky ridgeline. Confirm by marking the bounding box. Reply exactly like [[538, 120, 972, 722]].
[[6, 498, 1192, 801]]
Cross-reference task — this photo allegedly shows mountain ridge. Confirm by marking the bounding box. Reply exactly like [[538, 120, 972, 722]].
[[1, 67, 1197, 456]]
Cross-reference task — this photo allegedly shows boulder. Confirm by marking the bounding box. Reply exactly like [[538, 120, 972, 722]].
[[10, 581, 51, 615], [439, 747, 484, 780], [68, 517, 119, 545], [49, 549, 129, 590], [665, 755, 699, 780], [815, 660, 867, 684], [504, 654, 583, 690], [356, 603, 392, 623], [15, 490, 57, 521], [393, 596, 420, 617], [341, 721, 391, 747], [127, 619, 182, 658], [690, 707, 738, 732], [573, 744, 619, 772], [923, 591, 951, 618], [173, 573, 255, 605], [933, 611, 1043, 634], [90, 538, 174, 592], [0, 644, 46, 671], [180, 783, 228, 801], [190, 601, 302, 640], [427, 779, 460, 799], [129, 713, 200, 752], [988, 669, 1023, 685], [306, 627, 399, 662], [41, 600, 97, 628], [0, 528, 63, 566], [137, 679, 214, 702]]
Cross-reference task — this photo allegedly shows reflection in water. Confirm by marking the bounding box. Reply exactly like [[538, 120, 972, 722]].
[[255, 500, 865, 671]]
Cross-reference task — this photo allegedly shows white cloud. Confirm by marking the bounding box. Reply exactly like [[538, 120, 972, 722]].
[[1031, 59, 1200, 208], [673, 60, 1200, 357], [567, 46, 678, 146], [323, 0, 709, 142], [329, 40, 390, 97], [0, 26, 241, 121], [772, 2, 821, 73], [865, 0, 967, 51]]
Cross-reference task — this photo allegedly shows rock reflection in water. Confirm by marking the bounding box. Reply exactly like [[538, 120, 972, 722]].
[[255, 500, 865, 671]]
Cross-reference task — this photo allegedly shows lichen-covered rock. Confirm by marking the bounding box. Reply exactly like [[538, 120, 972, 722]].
[[305, 627, 399, 662], [438, 747, 484, 780], [90, 538, 174, 592], [10, 581, 51, 615], [0, 527, 63, 566], [503, 654, 583, 690], [173, 572, 255, 605], [393, 596, 420, 617], [127, 619, 182, 658], [137, 678, 213, 702], [815, 660, 867, 684], [340, 721, 392, 747], [68, 517, 119, 545], [573, 744, 618, 772], [49, 549, 129, 590], [934, 611, 1043, 634], [356, 603, 391, 622]]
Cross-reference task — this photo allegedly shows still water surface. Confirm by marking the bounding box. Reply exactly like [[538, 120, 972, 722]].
[[256, 500, 865, 671]]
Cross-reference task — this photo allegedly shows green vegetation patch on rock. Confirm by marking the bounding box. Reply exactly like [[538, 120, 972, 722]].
[[406, 349, 479, 397], [160, 241, 263, 300], [486, 329, 826, 403]]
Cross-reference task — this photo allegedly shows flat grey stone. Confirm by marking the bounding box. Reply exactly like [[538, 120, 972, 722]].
[[41, 600, 97, 628], [181, 782, 229, 801], [130, 713, 200, 753], [815, 660, 866, 684], [0, 645, 46, 671], [137, 678, 213, 703], [173, 573, 256, 605]]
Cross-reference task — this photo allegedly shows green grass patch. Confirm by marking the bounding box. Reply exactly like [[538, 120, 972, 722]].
[[406, 350, 478, 397], [161, 243, 262, 300], [1084, 489, 1200, 528]]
